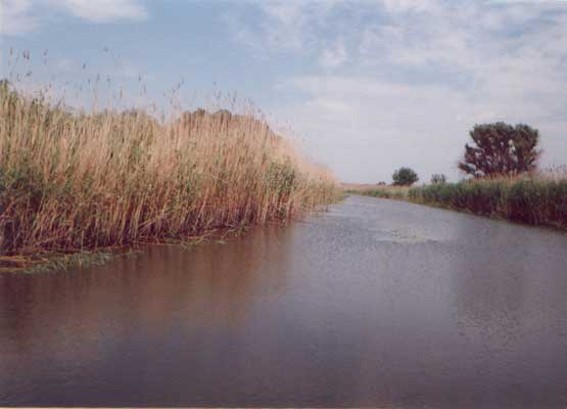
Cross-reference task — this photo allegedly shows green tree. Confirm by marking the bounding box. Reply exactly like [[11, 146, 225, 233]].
[[392, 167, 418, 186], [458, 122, 540, 178]]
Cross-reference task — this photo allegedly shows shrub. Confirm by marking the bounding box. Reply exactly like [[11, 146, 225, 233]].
[[392, 167, 419, 186]]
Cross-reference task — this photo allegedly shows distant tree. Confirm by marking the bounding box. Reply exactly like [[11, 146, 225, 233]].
[[392, 167, 418, 186], [430, 174, 447, 184], [458, 122, 540, 178]]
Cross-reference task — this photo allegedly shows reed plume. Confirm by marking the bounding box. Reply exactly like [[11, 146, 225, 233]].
[[0, 81, 338, 260]]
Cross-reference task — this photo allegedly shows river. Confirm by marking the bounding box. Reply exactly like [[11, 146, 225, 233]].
[[1, 195, 567, 408]]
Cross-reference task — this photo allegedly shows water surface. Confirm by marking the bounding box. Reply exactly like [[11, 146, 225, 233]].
[[1, 196, 567, 407]]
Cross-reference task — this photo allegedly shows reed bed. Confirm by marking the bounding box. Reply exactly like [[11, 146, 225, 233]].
[[0, 82, 338, 265], [348, 185, 411, 201], [408, 176, 567, 230]]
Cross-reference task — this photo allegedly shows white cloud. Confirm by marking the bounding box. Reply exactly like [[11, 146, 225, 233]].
[[243, 1, 567, 181], [60, 0, 148, 23], [1, 0, 39, 35], [381, 0, 441, 14], [319, 38, 348, 69], [278, 76, 471, 182], [0, 0, 148, 35], [281, 70, 566, 183], [228, 2, 307, 53], [228, 0, 347, 56], [491, 0, 567, 3]]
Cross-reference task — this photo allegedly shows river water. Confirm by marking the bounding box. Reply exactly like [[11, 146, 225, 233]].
[[1, 195, 567, 408]]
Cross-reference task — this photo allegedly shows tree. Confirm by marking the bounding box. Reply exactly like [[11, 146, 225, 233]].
[[392, 167, 418, 186], [431, 174, 447, 184], [458, 122, 540, 178]]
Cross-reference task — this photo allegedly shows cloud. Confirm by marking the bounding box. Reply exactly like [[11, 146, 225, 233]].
[[1, 0, 39, 35], [1, 0, 148, 35], [280, 70, 566, 183], [319, 38, 348, 69], [278, 76, 471, 182], [227, 0, 348, 56], [226, 2, 306, 53], [381, 0, 441, 14], [237, 1, 567, 181], [491, 0, 567, 3], [60, 0, 148, 23]]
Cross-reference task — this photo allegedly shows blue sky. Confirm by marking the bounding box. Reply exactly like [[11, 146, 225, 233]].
[[1, 0, 567, 183]]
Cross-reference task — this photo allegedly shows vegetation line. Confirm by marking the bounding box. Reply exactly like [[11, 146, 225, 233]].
[[0, 82, 339, 270], [350, 177, 567, 231], [344, 185, 410, 201], [408, 177, 567, 230]]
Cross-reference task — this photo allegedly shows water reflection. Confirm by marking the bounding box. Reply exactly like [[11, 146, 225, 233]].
[[0, 225, 293, 405], [1, 196, 567, 407], [452, 221, 527, 349], [452, 217, 567, 347], [448, 215, 567, 407]]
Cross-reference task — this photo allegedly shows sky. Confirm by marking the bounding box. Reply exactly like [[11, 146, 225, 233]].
[[1, 0, 566, 183]]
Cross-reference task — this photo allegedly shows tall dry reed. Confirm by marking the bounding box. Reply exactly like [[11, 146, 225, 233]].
[[0, 82, 338, 260]]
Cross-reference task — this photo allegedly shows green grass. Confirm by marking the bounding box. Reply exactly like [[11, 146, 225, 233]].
[[408, 178, 567, 230]]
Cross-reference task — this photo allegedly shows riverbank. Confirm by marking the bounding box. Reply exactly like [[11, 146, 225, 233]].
[[349, 177, 567, 231], [408, 177, 567, 230], [344, 184, 410, 200], [0, 82, 338, 270]]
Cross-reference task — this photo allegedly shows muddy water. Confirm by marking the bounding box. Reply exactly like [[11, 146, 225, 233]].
[[1, 195, 567, 408]]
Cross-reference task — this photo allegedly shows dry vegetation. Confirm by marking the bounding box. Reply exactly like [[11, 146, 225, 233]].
[[0, 81, 338, 268], [344, 183, 411, 200]]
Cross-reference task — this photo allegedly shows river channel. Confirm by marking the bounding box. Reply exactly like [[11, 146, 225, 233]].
[[1, 195, 567, 408]]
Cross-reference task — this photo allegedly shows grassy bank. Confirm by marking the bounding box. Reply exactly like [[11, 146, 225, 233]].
[[344, 184, 410, 200], [408, 177, 567, 230], [0, 82, 338, 268]]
